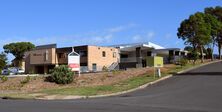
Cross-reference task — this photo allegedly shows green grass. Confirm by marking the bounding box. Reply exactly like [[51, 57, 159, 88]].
[[168, 60, 205, 74], [40, 75, 158, 96], [40, 61, 208, 96]]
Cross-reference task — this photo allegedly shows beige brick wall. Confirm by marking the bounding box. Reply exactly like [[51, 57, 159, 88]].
[[87, 46, 119, 71]]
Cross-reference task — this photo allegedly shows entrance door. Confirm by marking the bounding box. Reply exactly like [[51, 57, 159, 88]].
[[92, 63, 97, 72], [36, 66, 44, 74]]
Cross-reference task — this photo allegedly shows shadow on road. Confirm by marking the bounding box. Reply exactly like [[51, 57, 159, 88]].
[[176, 72, 222, 76]]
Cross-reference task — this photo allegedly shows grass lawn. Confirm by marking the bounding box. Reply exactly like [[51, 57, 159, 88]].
[[40, 74, 158, 96], [39, 61, 209, 96]]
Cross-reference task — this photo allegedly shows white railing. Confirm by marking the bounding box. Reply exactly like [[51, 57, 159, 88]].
[[108, 62, 119, 70]]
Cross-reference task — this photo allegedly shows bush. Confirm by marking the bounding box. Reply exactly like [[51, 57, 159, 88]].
[[179, 58, 188, 67], [0, 76, 8, 82], [102, 66, 109, 72], [20, 76, 31, 84], [50, 65, 74, 84]]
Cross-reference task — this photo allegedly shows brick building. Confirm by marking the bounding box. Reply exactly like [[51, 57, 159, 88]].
[[24, 44, 119, 74]]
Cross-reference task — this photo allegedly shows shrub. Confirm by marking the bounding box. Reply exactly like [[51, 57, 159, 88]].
[[50, 65, 74, 84], [20, 76, 31, 84], [102, 66, 109, 72], [0, 76, 8, 82], [179, 58, 188, 67]]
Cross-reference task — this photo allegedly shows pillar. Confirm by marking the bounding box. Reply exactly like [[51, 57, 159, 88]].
[[136, 47, 142, 67]]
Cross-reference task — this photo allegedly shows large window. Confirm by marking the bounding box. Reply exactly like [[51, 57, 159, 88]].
[[102, 51, 106, 57]]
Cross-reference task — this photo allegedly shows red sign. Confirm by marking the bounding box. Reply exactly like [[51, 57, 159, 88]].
[[69, 63, 80, 68]]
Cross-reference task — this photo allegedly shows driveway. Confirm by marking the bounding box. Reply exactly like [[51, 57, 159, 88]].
[[0, 61, 222, 112]]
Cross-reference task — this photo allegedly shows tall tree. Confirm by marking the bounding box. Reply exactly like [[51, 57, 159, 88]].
[[3, 42, 35, 67], [204, 13, 222, 60], [0, 52, 7, 72], [184, 46, 193, 52], [177, 12, 212, 63], [205, 6, 222, 59]]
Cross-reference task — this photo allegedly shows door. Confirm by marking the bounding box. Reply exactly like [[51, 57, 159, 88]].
[[92, 63, 97, 72]]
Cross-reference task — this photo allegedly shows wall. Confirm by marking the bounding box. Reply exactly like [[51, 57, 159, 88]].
[[29, 48, 56, 65], [87, 46, 119, 71]]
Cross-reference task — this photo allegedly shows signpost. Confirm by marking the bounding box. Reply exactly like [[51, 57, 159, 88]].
[[68, 48, 80, 76], [146, 56, 163, 78]]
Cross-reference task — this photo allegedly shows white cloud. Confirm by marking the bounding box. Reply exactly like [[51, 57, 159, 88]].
[[132, 31, 155, 42], [175, 40, 181, 46], [147, 31, 155, 39], [132, 35, 142, 42], [107, 23, 138, 33], [165, 33, 172, 39]]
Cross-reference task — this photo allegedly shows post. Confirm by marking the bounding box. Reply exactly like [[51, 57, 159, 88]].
[[157, 68, 161, 77], [153, 67, 156, 78]]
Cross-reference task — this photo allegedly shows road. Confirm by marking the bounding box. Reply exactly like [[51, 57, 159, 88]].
[[1, 61, 222, 112]]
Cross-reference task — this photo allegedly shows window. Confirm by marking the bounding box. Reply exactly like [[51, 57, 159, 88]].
[[77, 51, 87, 57], [175, 51, 180, 56], [58, 53, 66, 58], [147, 51, 152, 56], [45, 50, 49, 61], [113, 52, 116, 58], [102, 51, 106, 57]]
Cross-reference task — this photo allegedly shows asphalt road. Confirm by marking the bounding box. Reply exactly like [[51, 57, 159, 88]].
[[1, 61, 222, 112]]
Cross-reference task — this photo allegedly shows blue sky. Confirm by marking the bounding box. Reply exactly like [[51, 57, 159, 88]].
[[0, 0, 221, 61]]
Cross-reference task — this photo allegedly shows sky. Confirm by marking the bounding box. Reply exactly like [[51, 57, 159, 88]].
[[0, 0, 221, 61]]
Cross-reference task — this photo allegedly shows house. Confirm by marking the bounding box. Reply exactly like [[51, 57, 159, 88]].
[[111, 42, 187, 69], [24, 44, 119, 74]]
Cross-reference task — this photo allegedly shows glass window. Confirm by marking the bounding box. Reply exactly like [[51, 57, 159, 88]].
[[102, 51, 106, 57]]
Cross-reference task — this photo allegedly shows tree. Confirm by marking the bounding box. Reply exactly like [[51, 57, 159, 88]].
[[0, 52, 7, 72], [203, 13, 222, 60], [205, 6, 222, 59], [184, 46, 199, 63], [177, 12, 212, 63], [184, 46, 193, 52], [3, 42, 35, 67]]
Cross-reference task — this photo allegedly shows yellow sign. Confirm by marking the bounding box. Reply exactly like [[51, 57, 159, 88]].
[[146, 56, 163, 67]]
